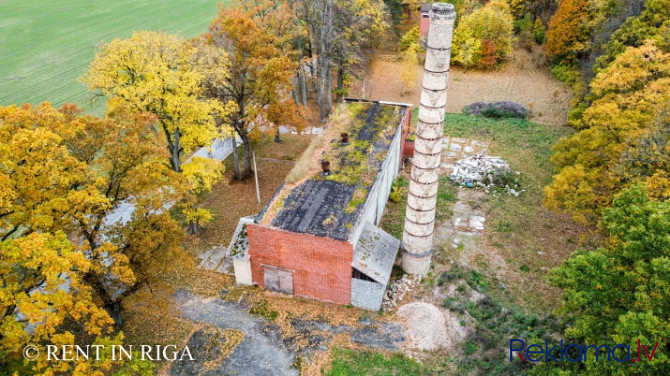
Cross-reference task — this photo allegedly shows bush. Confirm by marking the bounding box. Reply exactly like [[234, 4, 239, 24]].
[[398, 26, 421, 52], [452, 0, 514, 69], [468, 101, 529, 119]]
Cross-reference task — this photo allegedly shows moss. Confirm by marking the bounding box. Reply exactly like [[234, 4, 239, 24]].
[[315, 102, 403, 187], [344, 187, 368, 213]]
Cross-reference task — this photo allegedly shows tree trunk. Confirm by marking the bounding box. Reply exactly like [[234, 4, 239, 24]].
[[296, 17, 308, 107], [317, 59, 326, 122], [231, 136, 242, 180], [188, 221, 201, 235], [299, 68, 308, 107], [336, 64, 344, 102], [170, 127, 182, 173], [242, 133, 252, 175], [326, 65, 333, 116]]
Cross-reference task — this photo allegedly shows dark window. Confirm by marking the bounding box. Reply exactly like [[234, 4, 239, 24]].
[[352, 268, 376, 282]]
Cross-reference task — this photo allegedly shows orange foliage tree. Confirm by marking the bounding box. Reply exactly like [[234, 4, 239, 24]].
[[545, 0, 590, 62]]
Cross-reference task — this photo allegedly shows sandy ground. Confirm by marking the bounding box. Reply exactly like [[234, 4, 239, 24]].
[[350, 49, 572, 126]]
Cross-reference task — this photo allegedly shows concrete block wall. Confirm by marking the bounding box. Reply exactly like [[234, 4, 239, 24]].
[[351, 278, 385, 311], [247, 224, 353, 304]]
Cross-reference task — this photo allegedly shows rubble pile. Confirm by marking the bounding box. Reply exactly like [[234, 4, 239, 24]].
[[450, 155, 511, 186], [450, 155, 523, 196], [382, 274, 422, 311]]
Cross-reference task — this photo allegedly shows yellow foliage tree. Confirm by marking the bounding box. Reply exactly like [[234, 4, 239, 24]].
[[82, 31, 236, 189], [0, 103, 183, 373], [400, 45, 419, 96], [451, 1, 514, 69], [544, 41, 670, 223]]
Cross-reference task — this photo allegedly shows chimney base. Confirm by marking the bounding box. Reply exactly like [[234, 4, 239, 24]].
[[401, 247, 433, 275]]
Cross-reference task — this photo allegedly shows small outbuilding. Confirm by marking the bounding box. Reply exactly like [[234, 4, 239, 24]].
[[232, 99, 411, 311]]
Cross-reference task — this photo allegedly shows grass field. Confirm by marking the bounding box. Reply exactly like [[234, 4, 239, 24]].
[[0, 0, 224, 112]]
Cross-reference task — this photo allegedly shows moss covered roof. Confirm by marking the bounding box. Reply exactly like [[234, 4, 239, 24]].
[[257, 99, 408, 241]]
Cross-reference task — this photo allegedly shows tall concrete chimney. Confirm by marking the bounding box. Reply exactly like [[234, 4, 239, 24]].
[[402, 3, 456, 275]]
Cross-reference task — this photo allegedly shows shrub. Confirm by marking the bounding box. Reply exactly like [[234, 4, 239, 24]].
[[533, 18, 546, 44], [452, 0, 514, 69], [398, 26, 421, 52]]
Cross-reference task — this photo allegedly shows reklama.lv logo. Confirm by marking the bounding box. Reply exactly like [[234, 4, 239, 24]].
[[510, 339, 660, 363]]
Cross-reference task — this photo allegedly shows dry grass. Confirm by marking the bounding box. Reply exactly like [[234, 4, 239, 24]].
[[286, 132, 326, 184], [119, 133, 314, 367], [196, 134, 315, 247], [349, 47, 573, 126]]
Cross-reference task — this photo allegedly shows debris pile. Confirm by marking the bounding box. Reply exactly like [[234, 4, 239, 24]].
[[450, 156, 510, 186], [382, 274, 422, 311], [450, 155, 523, 196]]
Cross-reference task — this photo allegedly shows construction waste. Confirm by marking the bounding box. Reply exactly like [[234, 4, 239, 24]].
[[450, 155, 523, 196]]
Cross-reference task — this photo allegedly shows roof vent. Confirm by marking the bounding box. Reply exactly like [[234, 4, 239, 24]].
[[321, 160, 331, 176], [340, 132, 349, 146]]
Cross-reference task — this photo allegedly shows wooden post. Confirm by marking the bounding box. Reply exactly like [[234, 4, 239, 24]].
[[253, 152, 261, 204]]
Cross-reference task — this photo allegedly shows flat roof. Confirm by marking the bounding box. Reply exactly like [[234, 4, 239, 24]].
[[256, 99, 409, 241]]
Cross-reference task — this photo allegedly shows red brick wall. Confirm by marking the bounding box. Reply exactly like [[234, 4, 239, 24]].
[[420, 14, 430, 37], [247, 224, 353, 304], [400, 106, 412, 163]]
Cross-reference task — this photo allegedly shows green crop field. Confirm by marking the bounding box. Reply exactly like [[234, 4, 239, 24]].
[[0, 0, 225, 112]]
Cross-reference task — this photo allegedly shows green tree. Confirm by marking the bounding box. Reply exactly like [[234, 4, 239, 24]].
[[537, 184, 670, 375]]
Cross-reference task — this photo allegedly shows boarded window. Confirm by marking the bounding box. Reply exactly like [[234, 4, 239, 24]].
[[264, 267, 293, 295]]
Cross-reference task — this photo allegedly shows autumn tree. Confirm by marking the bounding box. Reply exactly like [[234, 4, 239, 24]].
[[533, 185, 670, 375], [452, 0, 514, 69], [545, 0, 590, 62], [331, 0, 389, 102], [1, 103, 186, 313], [202, 5, 305, 179], [0, 104, 162, 375], [82, 31, 235, 188], [544, 41, 670, 223], [593, 0, 670, 72], [295, 0, 389, 121], [399, 42, 419, 96], [614, 106, 670, 201]]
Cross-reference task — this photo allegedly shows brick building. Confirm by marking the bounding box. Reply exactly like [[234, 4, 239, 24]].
[[420, 3, 432, 37], [232, 99, 411, 310]]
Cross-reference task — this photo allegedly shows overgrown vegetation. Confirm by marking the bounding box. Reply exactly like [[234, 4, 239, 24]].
[[442, 112, 579, 309], [381, 174, 457, 240], [439, 264, 562, 375]]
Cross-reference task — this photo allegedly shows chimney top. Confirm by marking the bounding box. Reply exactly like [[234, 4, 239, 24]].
[[431, 3, 456, 18]]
